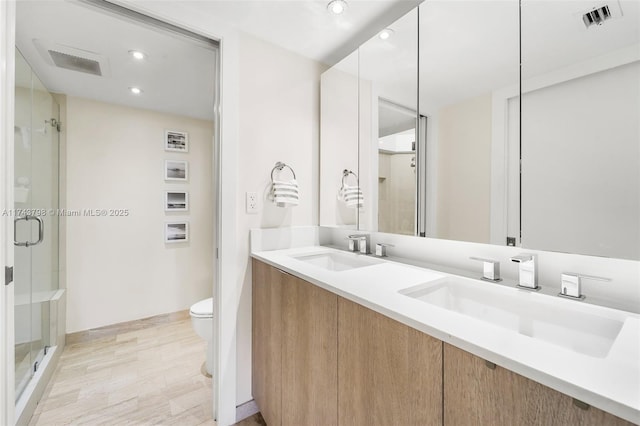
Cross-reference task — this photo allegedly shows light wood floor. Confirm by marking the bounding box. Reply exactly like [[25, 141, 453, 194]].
[[28, 313, 264, 426]]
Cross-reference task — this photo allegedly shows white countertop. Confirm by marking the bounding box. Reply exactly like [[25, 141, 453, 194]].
[[252, 245, 640, 424]]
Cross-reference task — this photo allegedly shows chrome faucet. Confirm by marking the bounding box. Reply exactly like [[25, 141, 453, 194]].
[[558, 272, 610, 300], [347, 234, 370, 254], [510, 253, 539, 290]]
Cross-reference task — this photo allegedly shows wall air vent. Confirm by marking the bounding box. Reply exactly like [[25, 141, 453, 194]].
[[48, 50, 102, 76], [577, 1, 624, 30], [32, 39, 111, 77]]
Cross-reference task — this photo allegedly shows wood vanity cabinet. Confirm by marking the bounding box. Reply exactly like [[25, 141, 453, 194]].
[[443, 343, 635, 426], [337, 297, 443, 426], [253, 259, 633, 426], [252, 259, 283, 426], [281, 267, 338, 425], [252, 259, 338, 426]]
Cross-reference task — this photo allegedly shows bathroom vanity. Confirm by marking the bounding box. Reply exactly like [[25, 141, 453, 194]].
[[251, 244, 639, 426]]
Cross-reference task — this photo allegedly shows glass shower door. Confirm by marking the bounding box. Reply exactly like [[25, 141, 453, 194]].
[[14, 47, 33, 401], [13, 48, 60, 401]]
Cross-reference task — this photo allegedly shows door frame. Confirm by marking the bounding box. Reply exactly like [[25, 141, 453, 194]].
[[68, 1, 239, 424], [2, 1, 240, 425], [0, 1, 17, 424]]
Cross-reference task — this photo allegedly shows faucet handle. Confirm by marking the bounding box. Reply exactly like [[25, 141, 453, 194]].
[[346, 234, 370, 254], [559, 272, 611, 300], [375, 243, 394, 257], [470, 257, 501, 282], [347, 234, 361, 252]]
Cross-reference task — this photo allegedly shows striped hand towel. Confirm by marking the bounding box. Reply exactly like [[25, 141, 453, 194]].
[[340, 184, 363, 208], [272, 179, 300, 207]]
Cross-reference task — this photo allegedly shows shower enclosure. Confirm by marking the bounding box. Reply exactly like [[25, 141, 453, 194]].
[[13, 47, 62, 417]]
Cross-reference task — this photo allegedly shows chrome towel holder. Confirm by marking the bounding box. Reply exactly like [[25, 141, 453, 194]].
[[341, 169, 358, 190], [271, 161, 296, 182]]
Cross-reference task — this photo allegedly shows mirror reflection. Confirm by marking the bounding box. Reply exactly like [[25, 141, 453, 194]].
[[358, 8, 418, 235], [377, 99, 417, 235], [418, 0, 519, 244], [319, 0, 640, 260], [320, 50, 359, 228], [520, 0, 639, 260]]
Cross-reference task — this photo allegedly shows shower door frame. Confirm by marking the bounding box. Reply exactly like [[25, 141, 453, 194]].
[[0, 1, 17, 424]]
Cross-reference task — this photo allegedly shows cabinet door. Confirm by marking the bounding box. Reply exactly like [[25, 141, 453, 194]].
[[252, 260, 283, 426], [338, 297, 443, 426], [444, 343, 634, 426], [282, 275, 338, 426]]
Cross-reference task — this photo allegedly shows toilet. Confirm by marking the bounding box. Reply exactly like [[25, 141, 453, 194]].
[[189, 297, 214, 375]]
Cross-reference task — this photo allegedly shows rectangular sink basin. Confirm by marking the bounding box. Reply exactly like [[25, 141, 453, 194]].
[[291, 251, 382, 272], [400, 277, 625, 358]]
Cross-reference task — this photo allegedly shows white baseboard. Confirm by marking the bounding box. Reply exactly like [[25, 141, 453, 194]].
[[236, 399, 259, 423]]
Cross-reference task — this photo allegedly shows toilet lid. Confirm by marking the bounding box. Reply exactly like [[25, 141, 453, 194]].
[[190, 297, 214, 318]]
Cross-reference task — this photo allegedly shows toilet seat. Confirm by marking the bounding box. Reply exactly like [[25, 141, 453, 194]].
[[190, 297, 213, 318]]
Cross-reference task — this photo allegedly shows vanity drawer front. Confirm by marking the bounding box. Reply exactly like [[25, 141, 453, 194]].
[[444, 344, 635, 426]]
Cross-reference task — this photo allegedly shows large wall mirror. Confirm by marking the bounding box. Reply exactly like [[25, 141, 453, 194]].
[[320, 50, 360, 228], [359, 8, 418, 235], [320, 0, 640, 261], [520, 0, 639, 260]]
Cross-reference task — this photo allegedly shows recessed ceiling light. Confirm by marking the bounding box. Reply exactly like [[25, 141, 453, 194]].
[[129, 87, 143, 95], [327, 0, 347, 15], [129, 50, 146, 60], [379, 28, 394, 40]]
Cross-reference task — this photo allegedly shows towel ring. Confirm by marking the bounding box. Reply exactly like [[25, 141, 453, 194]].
[[271, 161, 296, 182], [341, 169, 358, 189]]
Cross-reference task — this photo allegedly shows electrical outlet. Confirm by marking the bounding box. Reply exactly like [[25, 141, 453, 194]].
[[246, 192, 258, 214]]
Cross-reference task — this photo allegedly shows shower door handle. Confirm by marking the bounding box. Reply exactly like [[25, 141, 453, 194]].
[[14, 215, 44, 247], [32, 216, 44, 246]]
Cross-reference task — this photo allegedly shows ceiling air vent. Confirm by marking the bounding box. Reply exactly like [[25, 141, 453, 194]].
[[583, 5, 612, 27], [578, 1, 624, 30], [48, 50, 102, 76], [33, 39, 110, 77]]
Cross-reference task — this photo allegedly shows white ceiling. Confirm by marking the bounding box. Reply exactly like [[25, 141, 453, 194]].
[[173, 0, 423, 65], [16, 0, 218, 120], [15, 0, 421, 120]]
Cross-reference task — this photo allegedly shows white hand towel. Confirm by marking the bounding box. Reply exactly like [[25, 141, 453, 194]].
[[340, 184, 363, 208], [272, 179, 300, 207]]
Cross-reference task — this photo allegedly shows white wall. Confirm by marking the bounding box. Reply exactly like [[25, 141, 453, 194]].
[[379, 129, 414, 152], [235, 32, 325, 405], [521, 61, 639, 260], [65, 96, 213, 332], [436, 93, 492, 243]]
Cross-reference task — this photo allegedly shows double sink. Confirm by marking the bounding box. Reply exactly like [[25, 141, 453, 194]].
[[290, 250, 627, 359]]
